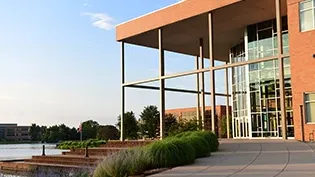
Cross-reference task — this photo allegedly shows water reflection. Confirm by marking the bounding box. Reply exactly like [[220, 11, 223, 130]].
[[0, 144, 66, 161]]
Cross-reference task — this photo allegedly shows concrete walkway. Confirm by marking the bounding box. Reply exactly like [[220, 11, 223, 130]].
[[152, 140, 315, 177]]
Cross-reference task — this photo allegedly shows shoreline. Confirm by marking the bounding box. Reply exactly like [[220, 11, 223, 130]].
[[0, 141, 41, 145]]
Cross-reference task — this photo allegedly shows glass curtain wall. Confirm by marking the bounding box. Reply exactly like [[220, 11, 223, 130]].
[[231, 43, 250, 138], [231, 16, 293, 138]]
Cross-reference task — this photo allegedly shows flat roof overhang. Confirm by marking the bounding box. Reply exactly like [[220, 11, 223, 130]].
[[116, 0, 287, 62]]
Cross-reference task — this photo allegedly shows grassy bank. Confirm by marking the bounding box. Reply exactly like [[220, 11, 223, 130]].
[[93, 131, 219, 177], [57, 139, 106, 149]]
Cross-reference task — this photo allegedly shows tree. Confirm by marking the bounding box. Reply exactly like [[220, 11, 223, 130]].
[[59, 124, 71, 140], [139, 105, 160, 138], [97, 125, 119, 141], [82, 120, 99, 140], [29, 124, 41, 141], [44, 125, 60, 143], [117, 111, 139, 140], [164, 113, 179, 136], [168, 117, 199, 136], [41, 124, 79, 143], [69, 127, 79, 140]]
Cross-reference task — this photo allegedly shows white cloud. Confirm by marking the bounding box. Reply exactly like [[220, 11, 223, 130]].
[[82, 12, 114, 30]]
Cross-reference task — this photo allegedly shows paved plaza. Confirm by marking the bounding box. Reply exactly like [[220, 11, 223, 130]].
[[152, 140, 315, 177]]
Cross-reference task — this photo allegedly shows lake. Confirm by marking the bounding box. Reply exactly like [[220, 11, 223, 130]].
[[0, 144, 66, 161]]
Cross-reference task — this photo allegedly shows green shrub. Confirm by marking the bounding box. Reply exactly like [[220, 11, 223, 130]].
[[146, 138, 195, 168], [174, 131, 193, 138], [190, 131, 219, 152], [57, 139, 106, 149], [93, 148, 150, 177], [181, 135, 210, 158], [93, 131, 219, 177]]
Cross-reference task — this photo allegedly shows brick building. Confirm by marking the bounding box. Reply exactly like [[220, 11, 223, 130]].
[[117, 0, 315, 141], [166, 105, 232, 137], [0, 124, 30, 141]]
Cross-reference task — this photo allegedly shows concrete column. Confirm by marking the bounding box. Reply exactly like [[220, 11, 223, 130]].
[[159, 29, 165, 139], [208, 12, 216, 133], [275, 0, 287, 140], [225, 62, 230, 139], [199, 39, 206, 130], [120, 42, 125, 141], [196, 56, 201, 128]]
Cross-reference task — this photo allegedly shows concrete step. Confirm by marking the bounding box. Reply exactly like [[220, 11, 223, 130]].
[[24, 159, 97, 167], [32, 155, 99, 162], [0, 161, 32, 172], [24, 155, 101, 167], [63, 147, 124, 156], [70, 147, 125, 153], [0, 161, 93, 176], [62, 151, 109, 156]]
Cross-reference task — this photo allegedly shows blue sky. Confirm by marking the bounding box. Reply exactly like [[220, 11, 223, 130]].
[[0, 0, 227, 127]]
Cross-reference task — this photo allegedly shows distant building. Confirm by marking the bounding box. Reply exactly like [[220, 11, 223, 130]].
[[0, 124, 31, 141], [166, 105, 232, 137]]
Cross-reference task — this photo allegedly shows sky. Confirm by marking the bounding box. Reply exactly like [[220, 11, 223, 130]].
[[0, 0, 228, 128]]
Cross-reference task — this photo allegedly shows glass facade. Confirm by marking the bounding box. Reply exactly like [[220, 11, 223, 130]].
[[231, 17, 294, 138], [231, 43, 250, 138]]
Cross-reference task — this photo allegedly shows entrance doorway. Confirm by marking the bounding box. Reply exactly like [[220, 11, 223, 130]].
[[233, 116, 250, 139]]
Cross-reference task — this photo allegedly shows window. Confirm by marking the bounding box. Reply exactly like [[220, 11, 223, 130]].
[[300, 0, 315, 32], [305, 93, 315, 123]]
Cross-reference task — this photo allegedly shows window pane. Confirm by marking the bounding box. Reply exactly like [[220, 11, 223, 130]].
[[258, 29, 273, 58], [286, 97, 293, 110], [249, 63, 259, 71], [306, 102, 315, 122], [283, 57, 290, 67], [268, 99, 277, 111], [248, 24, 257, 43], [258, 20, 272, 30], [284, 67, 291, 78], [250, 82, 259, 91], [305, 93, 315, 101], [287, 111, 294, 126], [300, 9, 314, 31], [261, 60, 274, 69], [300, 0, 313, 11], [248, 49, 257, 60]]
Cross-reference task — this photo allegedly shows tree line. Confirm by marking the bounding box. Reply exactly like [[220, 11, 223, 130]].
[[29, 120, 119, 143], [30, 105, 200, 143], [117, 105, 200, 140]]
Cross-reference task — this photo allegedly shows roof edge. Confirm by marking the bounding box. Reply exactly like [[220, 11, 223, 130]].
[[116, 0, 186, 27], [116, 0, 242, 41]]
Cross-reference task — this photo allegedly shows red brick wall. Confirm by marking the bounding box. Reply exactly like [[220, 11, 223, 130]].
[[165, 105, 232, 137], [165, 105, 231, 120], [287, 0, 315, 141]]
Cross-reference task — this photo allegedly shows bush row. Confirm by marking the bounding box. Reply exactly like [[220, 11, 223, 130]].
[[93, 131, 219, 177], [57, 139, 106, 149]]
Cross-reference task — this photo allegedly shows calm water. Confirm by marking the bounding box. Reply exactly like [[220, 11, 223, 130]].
[[0, 144, 67, 161]]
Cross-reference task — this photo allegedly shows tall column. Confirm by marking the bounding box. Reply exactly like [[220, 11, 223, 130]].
[[159, 29, 165, 139], [225, 62, 230, 139], [196, 56, 201, 128], [120, 42, 125, 141], [208, 12, 216, 133], [199, 39, 206, 130], [275, 0, 287, 140]]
